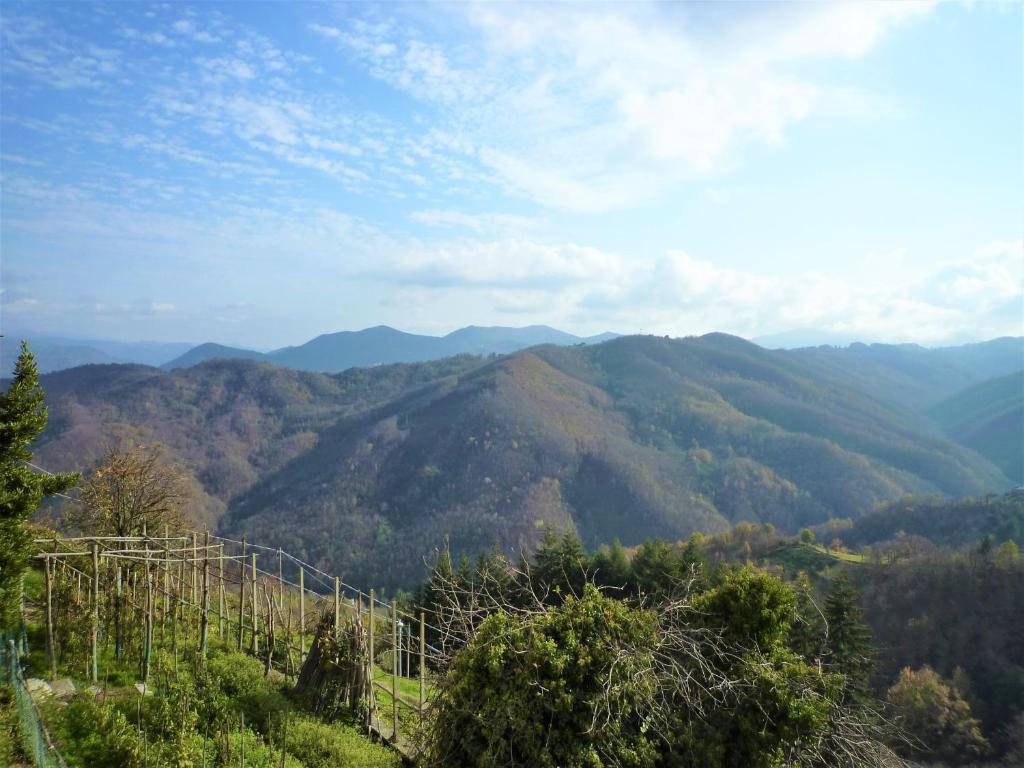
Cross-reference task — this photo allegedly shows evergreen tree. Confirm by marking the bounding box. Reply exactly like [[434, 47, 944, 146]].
[[823, 574, 873, 700], [0, 342, 78, 627], [591, 539, 630, 593], [530, 530, 589, 602]]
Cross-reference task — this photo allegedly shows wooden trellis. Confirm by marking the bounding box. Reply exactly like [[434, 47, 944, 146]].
[[33, 531, 442, 755]]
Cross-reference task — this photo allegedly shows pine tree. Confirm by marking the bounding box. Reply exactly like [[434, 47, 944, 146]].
[[0, 342, 78, 627], [823, 573, 873, 700]]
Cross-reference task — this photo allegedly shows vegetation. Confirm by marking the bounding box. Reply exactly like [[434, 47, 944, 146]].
[[928, 371, 1023, 483], [31, 334, 1016, 590], [1, 342, 78, 627]]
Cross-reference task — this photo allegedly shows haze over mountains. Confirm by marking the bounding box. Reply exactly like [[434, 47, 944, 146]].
[[27, 332, 1023, 589], [2, 325, 617, 375]]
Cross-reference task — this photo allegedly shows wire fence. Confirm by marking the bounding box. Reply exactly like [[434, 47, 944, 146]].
[[2, 630, 68, 768]]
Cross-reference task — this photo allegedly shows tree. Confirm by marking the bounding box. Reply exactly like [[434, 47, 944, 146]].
[[800, 528, 816, 545], [823, 574, 873, 700], [425, 584, 659, 768], [0, 342, 78, 627], [886, 666, 990, 764], [71, 444, 188, 537], [630, 538, 685, 599]]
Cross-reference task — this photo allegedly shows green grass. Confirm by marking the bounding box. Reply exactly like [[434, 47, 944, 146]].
[[0, 686, 31, 767]]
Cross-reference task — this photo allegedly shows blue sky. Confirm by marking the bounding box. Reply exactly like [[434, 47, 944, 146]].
[[1, 1, 1021, 348]]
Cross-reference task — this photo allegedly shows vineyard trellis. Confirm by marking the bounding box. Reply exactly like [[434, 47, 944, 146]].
[[30, 529, 452, 758]]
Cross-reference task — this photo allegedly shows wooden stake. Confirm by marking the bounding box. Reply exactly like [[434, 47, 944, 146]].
[[199, 531, 210, 658], [218, 544, 225, 638], [44, 556, 55, 678], [368, 589, 375, 731], [238, 537, 246, 652], [419, 611, 426, 722], [91, 542, 99, 683], [298, 567, 305, 656], [391, 599, 398, 740], [250, 552, 258, 655], [143, 556, 153, 681], [334, 576, 341, 640]]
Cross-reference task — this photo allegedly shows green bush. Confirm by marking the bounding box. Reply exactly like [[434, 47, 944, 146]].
[[56, 695, 142, 768], [283, 714, 401, 768], [198, 651, 291, 733], [427, 583, 658, 768]]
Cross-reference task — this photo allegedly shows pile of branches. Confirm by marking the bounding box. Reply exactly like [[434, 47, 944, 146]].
[[295, 609, 372, 720]]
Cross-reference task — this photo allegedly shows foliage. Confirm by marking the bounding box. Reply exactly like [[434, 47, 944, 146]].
[[822, 574, 873, 700], [54, 694, 143, 768], [426, 584, 659, 768], [71, 444, 189, 536], [0, 685, 29, 766], [284, 714, 401, 768], [31, 334, 1014, 591], [886, 666, 990, 764], [0, 342, 78, 627]]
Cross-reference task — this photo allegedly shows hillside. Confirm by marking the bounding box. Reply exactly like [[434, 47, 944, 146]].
[[928, 371, 1024, 483], [783, 336, 1023, 410], [33, 334, 1013, 589]]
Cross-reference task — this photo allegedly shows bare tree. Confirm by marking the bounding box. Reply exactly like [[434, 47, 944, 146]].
[[71, 444, 189, 536]]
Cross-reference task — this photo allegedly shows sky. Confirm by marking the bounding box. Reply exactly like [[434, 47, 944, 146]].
[[1, 1, 1021, 349]]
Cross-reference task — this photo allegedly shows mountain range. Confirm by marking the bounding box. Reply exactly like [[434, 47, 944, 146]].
[[0, 325, 616, 375], [161, 325, 618, 372], [28, 333, 1022, 589]]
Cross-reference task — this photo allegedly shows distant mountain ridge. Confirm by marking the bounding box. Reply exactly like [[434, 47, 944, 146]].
[[162, 324, 619, 373], [31, 333, 1019, 589]]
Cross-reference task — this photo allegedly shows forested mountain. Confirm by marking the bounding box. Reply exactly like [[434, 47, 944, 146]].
[[928, 371, 1023, 483], [161, 324, 618, 372], [31, 334, 1015, 589], [783, 337, 1023, 410]]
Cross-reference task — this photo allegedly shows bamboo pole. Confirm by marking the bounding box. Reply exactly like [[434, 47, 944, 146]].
[[250, 552, 258, 655], [334, 577, 341, 640], [298, 567, 305, 656], [218, 544, 225, 638], [277, 548, 283, 611], [44, 556, 55, 678], [368, 589, 375, 731], [238, 537, 246, 651], [419, 611, 425, 721], [91, 542, 99, 683], [199, 531, 210, 658], [143, 555, 153, 681], [392, 599, 398, 740]]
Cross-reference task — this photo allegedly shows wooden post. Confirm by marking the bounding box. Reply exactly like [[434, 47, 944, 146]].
[[298, 567, 305, 656], [199, 531, 210, 658], [191, 532, 198, 608], [368, 589, 375, 730], [218, 544, 225, 638], [419, 611, 426, 722], [163, 526, 170, 620], [238, 537, 246, 652], [91, 542, 99, 683], [277, 548, 283, 611], [334, 577, 341, 640], [391, 599, 398, 740], [143, 555, 153, 682], [250, 552, 258, 655], [44, 556, 55, 678]]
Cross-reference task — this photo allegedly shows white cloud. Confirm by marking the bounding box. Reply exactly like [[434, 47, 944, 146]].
[[315, 2, 938, 211]]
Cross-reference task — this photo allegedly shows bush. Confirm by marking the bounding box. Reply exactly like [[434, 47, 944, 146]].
[[56, 695, 142, 768], [426, 583, 659, 768], [283, 714, 401, 768]]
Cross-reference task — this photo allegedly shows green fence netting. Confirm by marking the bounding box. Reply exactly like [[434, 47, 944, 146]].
[[2, 631, 68, 768]]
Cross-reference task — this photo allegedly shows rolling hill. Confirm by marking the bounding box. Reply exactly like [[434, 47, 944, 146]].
[[161, 324, 619, 372], [32, 334, 1015, 589]]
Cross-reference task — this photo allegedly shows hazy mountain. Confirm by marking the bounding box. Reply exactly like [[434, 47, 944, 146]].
[[928, 371, 1024, 483], [163, 324, 620, 373], [1, 334, 194, 375], [33, 334, 1013, 589], [782, 337, 1024, 410], [162, 342, 267, 370]]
